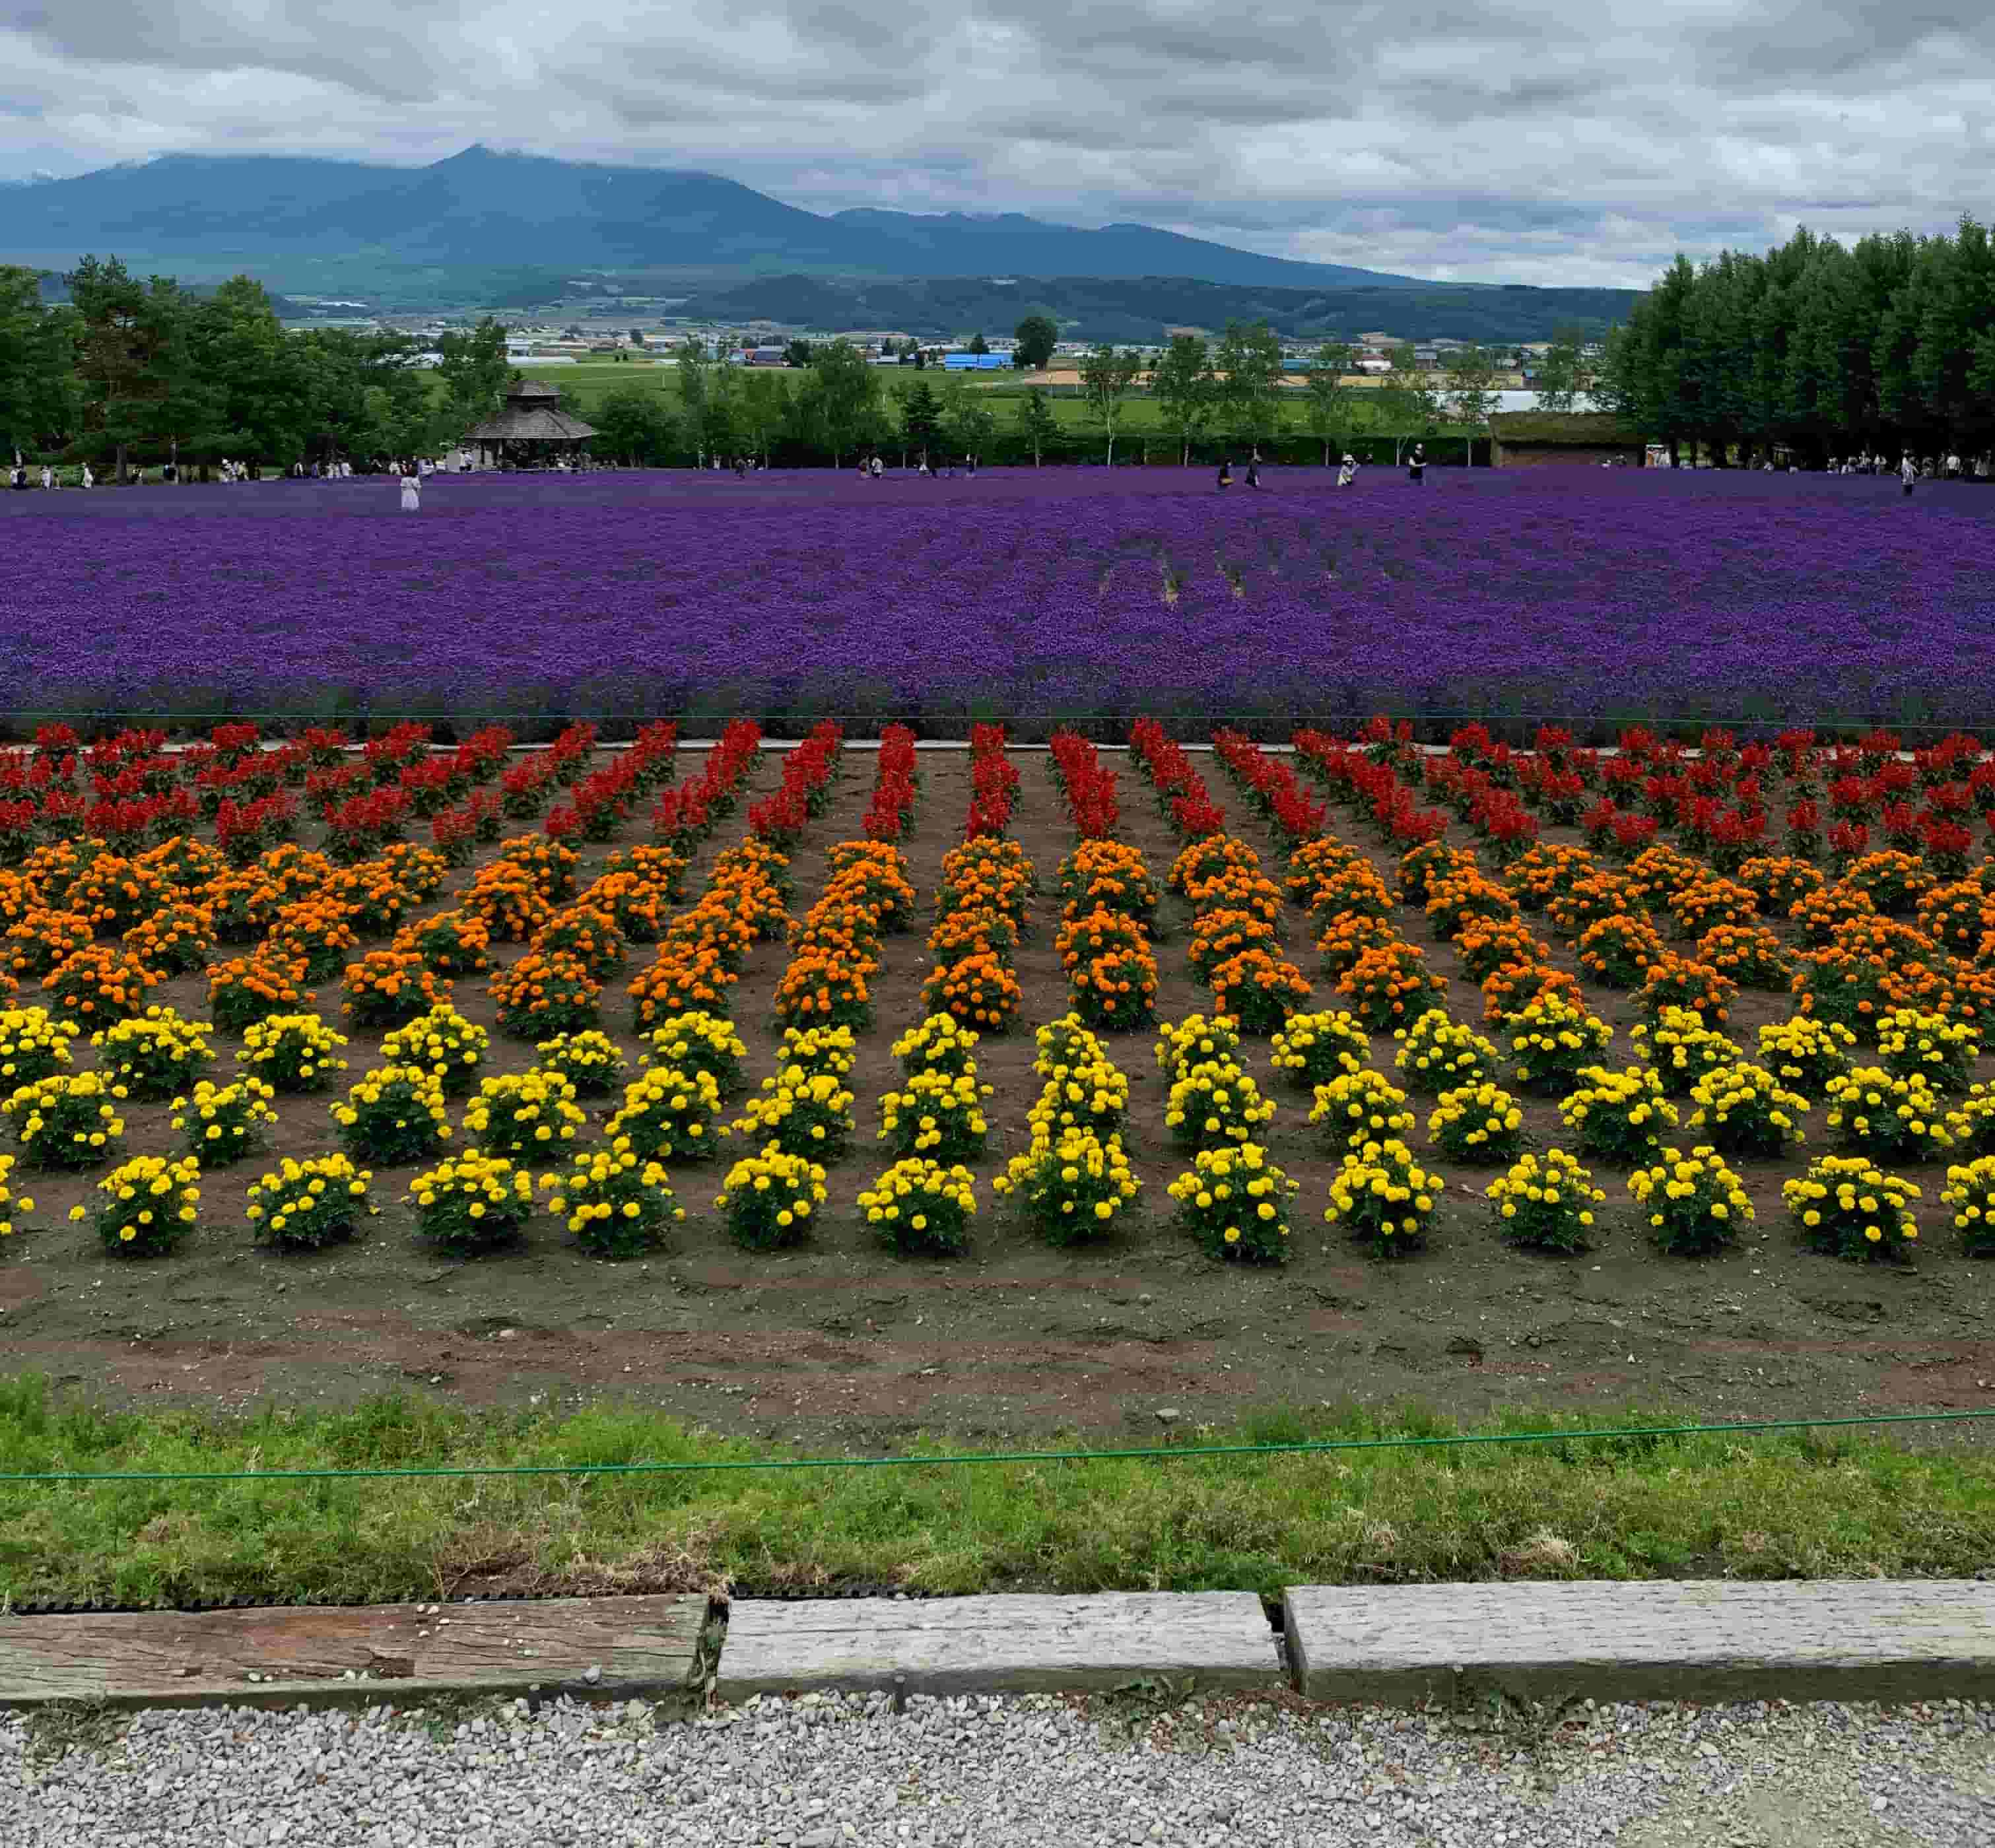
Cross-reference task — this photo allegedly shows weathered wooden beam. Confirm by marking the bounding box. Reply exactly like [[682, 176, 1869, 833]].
[[715, 1592, 1283, 1699], [0, 1595, 710, 1711], [1283, 1579, 1995, 1705]]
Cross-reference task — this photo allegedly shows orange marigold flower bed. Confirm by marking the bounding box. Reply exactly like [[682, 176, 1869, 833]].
[[43, 945, 164, 1022], [628, 945, 738, 1028], [1209, 946, 1311, 1035], [921, 951, 1023, 1032], [1337, 940, 1446, 1032], [490, 948, 602, 1038], [341, 948, 448, 1028]]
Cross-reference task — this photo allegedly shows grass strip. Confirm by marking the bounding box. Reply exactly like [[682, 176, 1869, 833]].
[[1, 1375, 1991, 1609]]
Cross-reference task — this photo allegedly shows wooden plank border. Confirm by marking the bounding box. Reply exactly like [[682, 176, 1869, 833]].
[[1283, 1579, 1995, 1705], [0, 1595, 712, 1711]]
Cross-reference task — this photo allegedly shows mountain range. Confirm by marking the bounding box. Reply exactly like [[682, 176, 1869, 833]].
[[0, 144, 1438, 288]]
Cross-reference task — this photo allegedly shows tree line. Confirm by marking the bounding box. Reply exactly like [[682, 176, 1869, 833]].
[[1598, 216, 1995, 465], [0, 257, 512, 477], [0, 253, 1588, 475]]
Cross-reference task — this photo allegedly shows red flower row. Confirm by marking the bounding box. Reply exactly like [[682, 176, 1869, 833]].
[[863, 725, 920, 841], [1048, 731, 1119, 838], [1127, 719, 1224, 839]]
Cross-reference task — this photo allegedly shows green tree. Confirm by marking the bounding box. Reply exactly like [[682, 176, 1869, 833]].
[[1150, 332, 1215, 465], [187, 275, 313, 471], [967, 331, 989, 355], [0, 267, 76, 459], [1533, 325, 1586, 413], [1077, 344, 1141, 465], [66, 255, 198, 481], [940, 377, 997, 461], [293, 327, 429, 467], [593, 380, 677, 465], [784, 339, 815, 368], [1441, 344, 1503, 459], [1301, 340, 1355, 465], [434, 316, 512, 436], [736, 372, 788, 464], [1213, 319, 1285, 449], [1013, 387, 1058, 465], [1013, 314, 1058, 370], [795, 339, 882, 466], [897, 378, 943, 462], [676, 341, 715, 465], [1374, 342, 1442, 460]]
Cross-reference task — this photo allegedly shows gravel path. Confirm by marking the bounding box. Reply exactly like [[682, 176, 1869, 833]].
[[7, 1688, 1993, 1847]]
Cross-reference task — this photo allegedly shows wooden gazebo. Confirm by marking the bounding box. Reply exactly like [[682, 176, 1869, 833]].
[[465, 380, 598, 469]]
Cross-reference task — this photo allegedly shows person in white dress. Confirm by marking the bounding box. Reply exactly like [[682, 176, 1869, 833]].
[[401, 471, 421, 512], [79, 464, 94, 489], [1336, 452, 1357, 488]]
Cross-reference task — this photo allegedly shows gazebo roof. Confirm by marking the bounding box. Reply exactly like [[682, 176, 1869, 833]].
[[466, 378, 597, 443]]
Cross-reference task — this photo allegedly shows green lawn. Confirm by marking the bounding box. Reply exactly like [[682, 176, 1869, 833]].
[[2, 1375, 1989, 1608]]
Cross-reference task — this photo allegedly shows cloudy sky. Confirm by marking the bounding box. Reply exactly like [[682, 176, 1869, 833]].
[[2, 0, 1991, 284]]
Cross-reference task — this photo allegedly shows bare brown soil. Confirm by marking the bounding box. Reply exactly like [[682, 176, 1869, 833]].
[[3, 746, 1991, 1447]]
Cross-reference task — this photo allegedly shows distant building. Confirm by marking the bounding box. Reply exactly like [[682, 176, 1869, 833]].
[[743, 346, 790, 366], [1489, 411, 1646, 469], [941, 352, 1010, 371]]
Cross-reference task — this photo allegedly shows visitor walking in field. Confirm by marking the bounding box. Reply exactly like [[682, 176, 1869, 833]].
[[401, 471, 421, 513], [1245, 453, 1261, 490], [1337, 452, 1357, 488], [1901, 455, 1916, 497], [1408, 443, 1427, 484], [1217, 457, 1233, 490], [869, 455, 883, 478]]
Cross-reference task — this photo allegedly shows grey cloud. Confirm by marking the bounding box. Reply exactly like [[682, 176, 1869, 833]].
[[3, 0, 1994, 285]]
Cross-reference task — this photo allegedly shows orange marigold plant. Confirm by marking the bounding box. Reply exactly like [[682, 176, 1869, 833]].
[[1547, 873, 1645, 940], [1209, 947, 1312, 1035], [1336, 941, 1446, 1032], [1738, 854, 1823, 914], [1454, 917, 1551, 985], [628, 946, 737, 1028], [1479, 960, 1586, 1025], [44, 945, 163, 1022], [207, 950, 316, 1032], [1502, 842, 1596, 912], [458, 863, 555, 941], [1578, 912, 1668, 989], [495, 834, 580, 901], [341, 948, 448, 1028], [1635, 953, 1737, 1025], [65, 855, 169, 935], [393, 908, 492, 975], [773, 946, 879, 1032], [1839, 849, 1935, 917], [5, 908, 94, 980], [267, 896, 362, 981], [1316, 909, 1403, 979], [1668, 877, 1757, 940], [1283, 836, 1364, 908], [1697, 923, 1791, 989], [531, 904, 628, 977], [921, 951, 1023, 1032], [490, 949, 602, 1038], [1186, 907, 1279, 981], [122, 902, 215, 976], [1625, 844, 1706, 910]]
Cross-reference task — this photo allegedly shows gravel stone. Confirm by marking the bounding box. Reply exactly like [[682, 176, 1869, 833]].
[[3, 1691, 1992, 1846]]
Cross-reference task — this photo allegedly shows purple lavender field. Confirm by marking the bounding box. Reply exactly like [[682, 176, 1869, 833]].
[[7, 467, 1992, 727]]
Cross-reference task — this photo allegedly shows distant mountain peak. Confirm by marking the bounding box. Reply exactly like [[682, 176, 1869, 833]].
[[0, 145, 1444, 288]]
